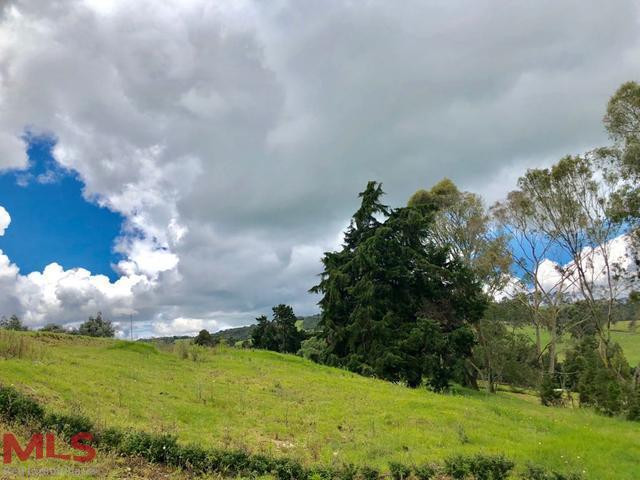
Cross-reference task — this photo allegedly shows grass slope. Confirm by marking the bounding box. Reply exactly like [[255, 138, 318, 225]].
[[0, 332, 638, 479]]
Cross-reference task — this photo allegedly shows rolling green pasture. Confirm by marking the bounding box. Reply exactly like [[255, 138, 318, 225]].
[[0, 332, 638, 479]]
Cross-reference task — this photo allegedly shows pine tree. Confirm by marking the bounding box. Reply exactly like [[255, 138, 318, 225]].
[[311, 182, 486, 390]]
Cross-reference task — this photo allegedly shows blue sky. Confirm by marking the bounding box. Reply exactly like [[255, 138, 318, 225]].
[[0, 136, 123, 281]]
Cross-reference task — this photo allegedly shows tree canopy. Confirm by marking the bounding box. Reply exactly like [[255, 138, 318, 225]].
[[311, 181, 487, 390]]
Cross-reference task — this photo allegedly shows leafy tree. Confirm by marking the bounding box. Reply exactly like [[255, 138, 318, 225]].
[[297, 336, 326, 363], [410, 180, 512, 390], [563, 336, 633, 416], [602, 81, 640, 206], [251, 305, 304, 354], [0, 315, 28, 331], [78, 312, 115, 338], [193, 329, 218, 347], [311, 181, 486, 391], [470, 302, 539, 392], [409, 179, 511, 296]]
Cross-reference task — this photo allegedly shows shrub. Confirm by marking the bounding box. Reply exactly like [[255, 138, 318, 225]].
[[0, 385, 44, 424], [389, 462, 411, 480], [118, 431, 180, 464], [627, 387, 640, 421], [175, 443, 210, 472], [539, 374, 563, 407], [308, 465, 336, 480], [272, 457, 307, 480], [359, 465, 380, 480], [96, 427, 124, 450], [521, 464, 584, 480], [413, 464, 437, 480], [468, 454, 514, 480], [43, 412, 94, 440], [444, 455, 470, 479]]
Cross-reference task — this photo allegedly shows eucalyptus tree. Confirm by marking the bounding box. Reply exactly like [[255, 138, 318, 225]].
[[410, 179, 512, 390], [501, 154, 636, 377], [492, 187, 572, 376]]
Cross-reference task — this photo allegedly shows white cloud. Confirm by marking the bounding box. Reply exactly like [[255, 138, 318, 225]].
[[0, 206, 10, 236], [1, 0, 640, 336], [532, 235, 639, 300]]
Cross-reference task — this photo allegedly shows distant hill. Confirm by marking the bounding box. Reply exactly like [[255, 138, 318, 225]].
[[140, 314, 321, 345]]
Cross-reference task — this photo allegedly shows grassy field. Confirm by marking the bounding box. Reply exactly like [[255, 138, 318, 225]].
[[515, 321, 640, 365], [0, 332, 638, 479]]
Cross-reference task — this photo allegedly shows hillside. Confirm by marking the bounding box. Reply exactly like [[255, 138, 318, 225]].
[[0, 332, 639, 479]]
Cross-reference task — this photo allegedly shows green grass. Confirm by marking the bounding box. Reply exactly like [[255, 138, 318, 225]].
[[0, 332, 638, 479]]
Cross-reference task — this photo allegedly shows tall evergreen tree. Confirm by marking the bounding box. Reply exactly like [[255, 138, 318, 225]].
[[251, 305, 304, 354], [311, 182, 486, 390]]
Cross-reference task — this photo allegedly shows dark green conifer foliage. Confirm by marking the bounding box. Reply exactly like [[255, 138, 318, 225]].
[[311, 182, 486, 390]]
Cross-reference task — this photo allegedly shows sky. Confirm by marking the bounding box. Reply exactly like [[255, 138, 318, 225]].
[[0, 0, 639, 337]]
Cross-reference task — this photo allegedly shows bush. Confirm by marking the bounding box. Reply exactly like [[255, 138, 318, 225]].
[[359, 465, 380, 480], [444, 455, 470, 479], [521, 464, 584, 480], [539, 374, 563, 407], [468, 454, 514, 480], [627, 387, 640, 421], [272, 457, 307, 480], [43, 412, 94, 440], [413, 464, 437, 480], [96, 427, 125, 450], [0, 385, 45, 424], [389, 462, 411, 480], [118, 431, 180, 464]]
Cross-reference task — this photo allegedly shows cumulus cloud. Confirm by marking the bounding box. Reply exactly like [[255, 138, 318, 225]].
[[1, 0, 639, 335]]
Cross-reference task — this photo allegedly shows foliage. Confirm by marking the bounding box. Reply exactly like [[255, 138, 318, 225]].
[[388, 462, 411, 480], [312, 181, 486, 390], [39, 323, 67, 333], [563, 336, 633, 416], [193, 329, 219, 347], [539, 374, 563, 407], [251, 304, 305, 354], [298, 336, 327, 363], [0, 314, 28, 331], [472, 308, 540, 392], [78, 312, 115, 338]]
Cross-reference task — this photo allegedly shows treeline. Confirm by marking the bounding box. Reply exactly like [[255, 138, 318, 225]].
[[0, 312, 115, 338]]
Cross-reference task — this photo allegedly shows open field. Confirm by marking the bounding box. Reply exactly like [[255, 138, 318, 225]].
[[0, 332, 638, 479]]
